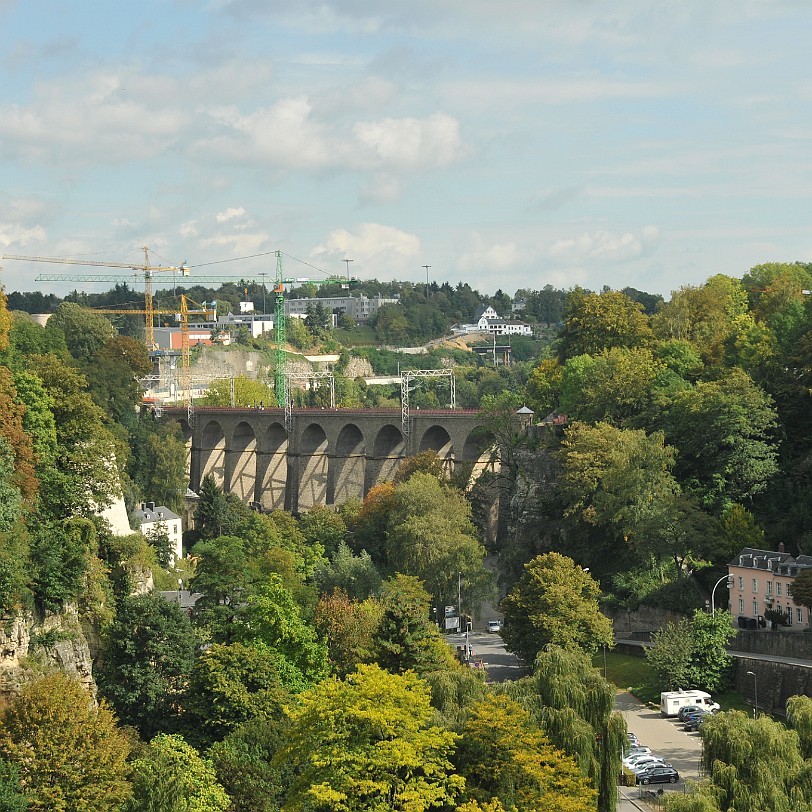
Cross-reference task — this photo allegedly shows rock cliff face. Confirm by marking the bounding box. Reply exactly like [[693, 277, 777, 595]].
[[0, 605, 95, 702]]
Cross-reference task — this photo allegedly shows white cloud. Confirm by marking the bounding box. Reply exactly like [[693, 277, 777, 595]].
[[359, 174, 403, 204], [458, 239, 524, 274], [353, 113, 466, 169], [216, 207, 248, 223], [546, 227, 660, 265], [0, 222, 47, 248], [311, 223, 421, 275]]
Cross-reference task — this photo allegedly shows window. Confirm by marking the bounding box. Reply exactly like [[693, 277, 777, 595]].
[[767, 581, 773, 595], [739, 598, 744, 613], [752, 579, 758, 593], [738, 576, 744, 590], [777, 582, 783, 596], [799, 608, 805, 624], [753, 600, 758, 616]]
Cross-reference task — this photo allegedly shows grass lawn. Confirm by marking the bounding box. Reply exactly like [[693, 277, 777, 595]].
[[592, 650, 660, 705], [593, 650, 753, 713]]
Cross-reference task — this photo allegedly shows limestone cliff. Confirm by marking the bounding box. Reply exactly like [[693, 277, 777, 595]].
[[0, 605, 95, 702]]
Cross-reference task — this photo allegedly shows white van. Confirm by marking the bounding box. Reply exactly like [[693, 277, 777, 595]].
[[660, 690, 720, 717]]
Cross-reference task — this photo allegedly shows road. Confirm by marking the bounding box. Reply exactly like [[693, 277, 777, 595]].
[[445, 630, 527, 683]]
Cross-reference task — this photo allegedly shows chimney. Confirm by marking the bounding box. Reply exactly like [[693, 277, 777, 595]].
[[779, 542, 785, 553], [148, 502, 156, 512]]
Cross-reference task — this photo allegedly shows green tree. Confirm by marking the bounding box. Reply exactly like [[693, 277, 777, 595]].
[[385, 473, 492, 620], [232, 575, 329, 687], [373, 574, 450, 676], [208, 718, 293, 812], [183, 642, 296, 747], [126, 734, 230, 812], [313, 542, 382, 601], [662, 367, 780, 510], [0, 759, 27, 812], [646, 610, 735, 693], [557, 289, 653, 361], [97, 593, 197, 739], [507, 647, 625, 812], [46, 301, 116, 363], [201, 376, 274, 407], [500, 553, 614, 661], [455, 693, 596, 812], [275, 663, 465, 812], [558, 347, 665, 427], [130, 420, 189, 514], [0, 672, 131, 811], [790, 569, 812, 621], [299, 505, 347, 559], [558, 421, 681, 561]]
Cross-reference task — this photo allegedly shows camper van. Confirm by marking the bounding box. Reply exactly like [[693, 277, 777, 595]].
[[660, 690, 720, 717]]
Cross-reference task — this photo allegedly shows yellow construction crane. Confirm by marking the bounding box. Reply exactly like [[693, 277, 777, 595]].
[[92, 295, 215, 408], [2, 248, 189, 349]]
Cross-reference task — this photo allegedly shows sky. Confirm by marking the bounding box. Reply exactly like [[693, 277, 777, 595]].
[[1, 1, 812, 300]]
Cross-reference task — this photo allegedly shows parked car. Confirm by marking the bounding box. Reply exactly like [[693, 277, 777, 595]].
[[685, 713, 710, 732], [623, 752, 658, 767], [629, 757, 671, 774], [677, 704, 706, 721], [626, 732, 639, 747], [624, 745, 652, 759], [637, 765, 680, 785], [487, 619, 503, 633]]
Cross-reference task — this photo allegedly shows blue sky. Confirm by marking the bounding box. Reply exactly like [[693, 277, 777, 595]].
[[1, 1, 811, 299]]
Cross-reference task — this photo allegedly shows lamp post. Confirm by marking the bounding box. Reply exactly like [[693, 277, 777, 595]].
[[259, 272, 268, 314], [712, 574, 732, 616], [747, 670, 758, 718], [423, 264, 431, 298]]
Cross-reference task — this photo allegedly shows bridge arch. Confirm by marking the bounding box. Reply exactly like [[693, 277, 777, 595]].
[[298, 423, 329, 510], [331, 423, 366, 504], [460, 427, 499, 485], [200, 419, 226, 487], [227, 421, 257, 500], [258, 422, 288, 511], [367, 423, 406, 490], [418, 424, 454, 475]]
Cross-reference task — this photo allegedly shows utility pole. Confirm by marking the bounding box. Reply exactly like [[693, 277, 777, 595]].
[[343, 258, 353, 276], [423, 264, 431, 298], [259, 272, 268, 314]]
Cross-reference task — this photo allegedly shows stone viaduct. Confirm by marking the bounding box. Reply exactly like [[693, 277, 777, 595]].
[[162, 407, 496, 514]]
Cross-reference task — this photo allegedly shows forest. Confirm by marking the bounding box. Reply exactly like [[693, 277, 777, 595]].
[[0, 260, 810, 811]]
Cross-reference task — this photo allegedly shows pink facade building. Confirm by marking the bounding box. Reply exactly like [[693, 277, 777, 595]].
[[728, 546, 812, 630]]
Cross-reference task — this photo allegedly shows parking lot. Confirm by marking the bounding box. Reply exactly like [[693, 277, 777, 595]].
[[616, 692, 704, 792]]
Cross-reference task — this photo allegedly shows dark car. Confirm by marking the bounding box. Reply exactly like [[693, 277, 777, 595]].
[[677, 704, 705, 721], [637, 765, 680, 785], [685, 713, 710, 732]]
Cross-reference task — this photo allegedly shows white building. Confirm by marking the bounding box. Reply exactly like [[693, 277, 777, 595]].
[[133, 502, 183, 563], [284, 294, 399, 324], [451, 305, 533, 337]]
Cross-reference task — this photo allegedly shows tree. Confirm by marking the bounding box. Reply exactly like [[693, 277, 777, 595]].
[[299, 505, 347, 559], [507, 647, 625, 812], [314, 589, 382, 677], [275, 663, 465, 812], [0, 760, 27, 812], [208, 718, 293, 812], [373, 574, 451, 676], [200, 376, 274, 408], [313, 542, 382, 601], [0, 368, 37, 501], [126, 734, 230, 812], [645, 610, 735, 693], [455, 693, 596, 812], [661, 367, 780, 510], [385, 473, 492, 620], [0, 672, 131, 811], [500, 552, 613, 662], [231, 575, 329, 687], [557, 289, 653, 361], [97, 593, 197, 739], [558, 347, 665, 427], [45, 301, 115, 362], [183, 642, 295, 747], [790, 569, 812, 620], [558, 421, 681, 560], [129, 420, 188, 514]]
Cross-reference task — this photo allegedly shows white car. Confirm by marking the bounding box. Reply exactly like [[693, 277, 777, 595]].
[[623, 754, 663, 769], [624, 746, 652, 759], [630, 758, 671, 775], [487, 619, 503, 633]]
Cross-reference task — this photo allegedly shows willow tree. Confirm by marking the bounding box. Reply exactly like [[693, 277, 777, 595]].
[[507, 647, 625, 812]]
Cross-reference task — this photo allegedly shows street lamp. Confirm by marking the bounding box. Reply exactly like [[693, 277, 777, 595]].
[[746, 670, 758, 718], [712, 574, 733, 616]]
